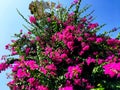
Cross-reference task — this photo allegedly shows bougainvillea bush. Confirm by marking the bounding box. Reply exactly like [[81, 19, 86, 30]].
[[1, 0, 120, 90]]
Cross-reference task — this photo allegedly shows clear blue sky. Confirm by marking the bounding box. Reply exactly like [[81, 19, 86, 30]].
[[0, 0, 120, 90]]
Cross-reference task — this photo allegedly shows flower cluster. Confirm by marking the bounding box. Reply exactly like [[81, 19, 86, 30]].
[[103, 62, 120, 78], [0, 62, 8, 73], [1, 0, 120, 90]]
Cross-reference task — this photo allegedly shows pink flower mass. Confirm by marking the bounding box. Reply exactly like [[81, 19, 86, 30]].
[[1, 0, 120, 90], [0, 62, 8, 73], [17, 68, 30, 78], [103, 62, 120, 78], [59, 86, 73, 90], [24, 60, 39, 70], [27, 77, 35, 85]]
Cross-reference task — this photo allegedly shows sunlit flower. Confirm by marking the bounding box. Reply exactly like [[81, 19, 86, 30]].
[[29, 16, 36, 23]]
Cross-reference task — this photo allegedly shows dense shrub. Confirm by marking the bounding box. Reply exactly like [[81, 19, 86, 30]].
[[1, 0, 120, 90]]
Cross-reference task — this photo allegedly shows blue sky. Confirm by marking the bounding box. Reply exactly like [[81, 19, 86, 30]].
[[0, 0, 120, 90]]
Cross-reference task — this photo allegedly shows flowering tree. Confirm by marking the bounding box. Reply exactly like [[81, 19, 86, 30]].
[[1, 0, 120, 90]]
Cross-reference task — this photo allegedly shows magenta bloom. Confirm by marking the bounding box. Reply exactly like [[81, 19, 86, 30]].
[[47, 17, 51, 22], [86, 57, 96, 66], [12, 62, 20, 72], [65, 65, 82, 79], [96, 37, 103, 43], [88, 23, 98, 29], [103, 62, 120, 78], [36, 36, 41, 41], [37, 85, 49, 90], [59, 86, 73, 90], [29, 16, 36, 23], [17, 68, 30, 78], [27, 77, 35, 85], [0, 62, 8, 73], [5, 44, 10, 49], [44, 47, 52, 55], [74, 79, 81, 85], [25, 47, 31, 55], [12, 51, 17, 55], [39, 67, 47, 75], [82, 45, 90, 51], [7, 80, 15, 86], [25, 60, 39, 70], [61, 53, 67, 59], [77, 37, 83, 41], [67, 41, 74, 51], [72, 0, 79, 4], [46, 64, 57, 71]]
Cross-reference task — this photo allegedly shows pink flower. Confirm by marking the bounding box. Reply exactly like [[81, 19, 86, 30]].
[[117, 73, 120, 78], [86, 83, 94, 89], [103, 62, 120, 78], [7, 80, 15, 86], [82, 45, 90, 51], [65, 65, 82, 79], [50, 71, 56, 76], [107, 39, 115, 45], [97, 59, 104, 65], [66, 58, 72, 64], [74, 79, 81, 85], [65, 80, 71, 86], [1, 55, 7, 60], [28, 31, 32, 34], [27, 77, 35, 85], [39, 67, 47, 75], [72, 0, 79, 4], [46, 64, 57, 71], [11, 40, 16, 43], [67, 34, 74, 41], [66, 25, 75, 31], [12, 64, 19, 72], [36, 36, 41, 41], [59, 86, 73, 90], [88, 23, 98, 29], [67, 41, 74, 51], [25, 47, 31, 55], [17, 68, 30, 78], [81, 42, 86, 47], [25, 60, 39, 70], [37, 85, 49, 90], [50, 51, 63, 64], [47, 17, 51, 22], [79, 51, 84, 56], [81, 18, 87, 22], [86, 57, 95, 66], [87, 37, 96, 41], [61, 53, 67, 59], [30, 40, 35, 44], [77, 37, 83, 41], [82, 78, 88, 82], [84, 33, 90, 37], [96, 37, 103, 43], [12, 51, 17, 55], [5, 44, 10, 49], [29, 16, 36, 23], [0, 62, 8, 73], [44, 47, 52, 55]]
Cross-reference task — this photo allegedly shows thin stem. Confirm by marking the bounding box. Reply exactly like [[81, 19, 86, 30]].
[[74, 0, 81, 24]]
